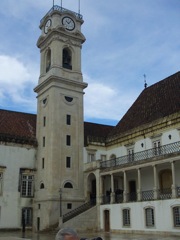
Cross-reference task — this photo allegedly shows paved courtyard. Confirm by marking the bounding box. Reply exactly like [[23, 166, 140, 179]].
[[0, 231, 180, 240]]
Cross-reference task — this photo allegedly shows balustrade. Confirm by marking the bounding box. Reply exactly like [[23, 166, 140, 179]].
[[100, 141, 180, 169]]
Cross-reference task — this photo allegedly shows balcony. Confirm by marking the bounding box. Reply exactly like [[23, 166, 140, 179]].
[[101, 186, 180, 204], [100, 141, 180, 169]]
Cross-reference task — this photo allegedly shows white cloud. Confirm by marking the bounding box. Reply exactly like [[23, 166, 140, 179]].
[[0, 55, 37, 110], [84, 74, 137, 121]]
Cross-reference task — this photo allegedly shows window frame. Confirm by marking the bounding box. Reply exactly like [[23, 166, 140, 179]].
[[22, 207, 33, 226], [0, 172, 3, 196], [66, 157, 71, 168], [66, 135, 71, 146], [66, 114, 71, 125], [145, 207, 155, 227], [122, 208, 131, 227], [173, 206, 180, 227], [21, 174, 34, 198]]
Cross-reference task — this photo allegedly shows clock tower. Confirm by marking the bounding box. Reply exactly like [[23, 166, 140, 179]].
[[34, 5, 87, 231]]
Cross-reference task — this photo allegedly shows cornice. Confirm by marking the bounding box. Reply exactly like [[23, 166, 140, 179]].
[[37, 28, 85, 50]]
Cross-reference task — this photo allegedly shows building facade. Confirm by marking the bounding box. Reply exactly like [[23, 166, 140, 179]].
[[0, 5, 179, 235]]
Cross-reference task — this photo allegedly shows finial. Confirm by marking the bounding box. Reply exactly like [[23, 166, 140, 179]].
[[78, 0, 81, 15], [144, 74, 147, 89]]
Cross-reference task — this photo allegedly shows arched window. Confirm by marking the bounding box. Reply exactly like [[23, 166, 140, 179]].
[[63, 48, 72, 70], [46, 49, 51, 72], [40, 182, 45, 189], [64, 182, 73, 188]]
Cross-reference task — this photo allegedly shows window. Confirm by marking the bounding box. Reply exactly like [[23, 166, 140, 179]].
[[42, 158, 45, 169], [123, 209, 130, 226], [65, 96, 73, 103], [66, 114, 71, 125], [101, 155, 106, 161], [40, 182, 45, 189], [153, 140, 161, 155], [88, 153, 95, 162], [67, 203, 72, 209], [64, 182, 73, 188], [43, 116, 46, 127], [145, 208, 155, 227], [46, 49, 51, 73], [22, 208, 33, 226], [173, 207, 180, 227], [0, 173, 3, 195], [63, 48, 72, 70], [127, 148, 134, 162], [66, 135, 71, 146], [66, 157, 71, 168], [21, 175, 34, 197], [43, 137, 45, 147]]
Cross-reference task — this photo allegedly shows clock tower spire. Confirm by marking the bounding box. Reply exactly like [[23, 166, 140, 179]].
[[34, 5, 87, 231]]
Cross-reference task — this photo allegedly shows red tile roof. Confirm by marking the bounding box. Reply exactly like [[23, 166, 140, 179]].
[[84, 122, 114, 146], [109, 71, 180, 137], [0, 109, 37, 146]]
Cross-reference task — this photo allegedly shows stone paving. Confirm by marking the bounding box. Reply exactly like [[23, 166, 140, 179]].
[[0, 231, 180, 240]]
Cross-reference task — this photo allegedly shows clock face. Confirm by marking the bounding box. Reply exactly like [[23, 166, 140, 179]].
[[44, 19, 51, 34], [62, 17, 75, 31]]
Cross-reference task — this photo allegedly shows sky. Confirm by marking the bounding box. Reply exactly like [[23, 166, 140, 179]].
[[0, 0, 179, 126]]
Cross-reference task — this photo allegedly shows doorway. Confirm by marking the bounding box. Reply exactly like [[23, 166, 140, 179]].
[[129, 180, 137, 201], [37, 217, 40, 231], [104, 210, 110, 232]]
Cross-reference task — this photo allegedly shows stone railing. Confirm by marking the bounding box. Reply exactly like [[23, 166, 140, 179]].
[[40, 5, 83, 24], [101, 186, 180, 204], [100, 141, 180, 169]]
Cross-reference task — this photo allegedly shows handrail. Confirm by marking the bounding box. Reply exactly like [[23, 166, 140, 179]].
[[100, 141, 180, 169], [101, 186, 180, 204], [40, 5, 83, 24], [63, 201, 95, 223]]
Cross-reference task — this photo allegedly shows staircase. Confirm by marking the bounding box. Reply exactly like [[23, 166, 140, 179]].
[[63, 201, 96, 223], [60, 201, 98, 232]]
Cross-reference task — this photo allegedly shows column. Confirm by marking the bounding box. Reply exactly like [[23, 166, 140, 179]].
[[137, 168, 142, 201], [99, 175, 103, 204], [171, 161, 176, 198], [110, 174, 115, 203], [153, 165, 158, 199], [123, 171, 127, 202]]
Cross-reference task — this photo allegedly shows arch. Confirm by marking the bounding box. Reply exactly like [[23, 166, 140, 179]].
[[40, 182, 45, 189], [87, 173, 96, 204], [62, 47, 72, 70], [159, 169, 172, 191], [46, 48, 51, 72], [64, 182, 73, 188]]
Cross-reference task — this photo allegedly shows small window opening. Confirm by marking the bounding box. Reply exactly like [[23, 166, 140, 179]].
[[46, 49, 51, 72], [64, 182, 73, 188], [63, 48, 72, 70]]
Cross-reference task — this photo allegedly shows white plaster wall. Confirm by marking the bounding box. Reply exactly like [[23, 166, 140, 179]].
[[0, 144, 36, 228], [100, 199, 180, 234], [83, 129, 180, 164]]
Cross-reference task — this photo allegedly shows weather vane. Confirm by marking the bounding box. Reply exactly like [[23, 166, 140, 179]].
[[144, 74, 147, 89]]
